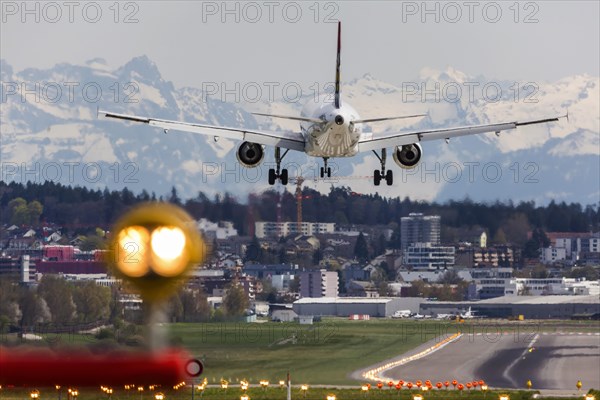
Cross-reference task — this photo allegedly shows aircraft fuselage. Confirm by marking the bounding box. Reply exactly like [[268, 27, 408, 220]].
[[300, 97, 362, 157]]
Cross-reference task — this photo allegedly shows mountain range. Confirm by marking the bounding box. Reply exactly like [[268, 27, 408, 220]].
[[1, 56, 598, 205]]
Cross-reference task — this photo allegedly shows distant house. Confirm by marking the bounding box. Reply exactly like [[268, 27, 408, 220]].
[[347, 280, 379, 298]]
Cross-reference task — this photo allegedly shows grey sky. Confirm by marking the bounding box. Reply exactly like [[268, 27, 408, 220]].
[[2, 1, 599, 89]]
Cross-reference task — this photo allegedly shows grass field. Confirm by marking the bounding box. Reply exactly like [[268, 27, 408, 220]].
[[2, 318, 599, 386], [164, 318, 600, 385]]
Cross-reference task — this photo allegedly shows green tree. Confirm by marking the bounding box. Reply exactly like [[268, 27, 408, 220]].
[[523, 228, 550, 258], [38, 275, 76, 325], [26, 200, 43, 225], [501, 213, 530, 246], [530, 264, 550, 279], [568, 266, 599, 280], [222, 283, 249, 317], [79, 235, 105, 251], [245, 236, 263, 262], [492, 228, 508, 245], [389, 225, 402, 249], [438, 269, 463, 285], [72, 282, 111, 323], [354, 232, 369, 262], [19, 290, 50, 326], [167, 293, 184, 322], [179, 289, 210, 322]]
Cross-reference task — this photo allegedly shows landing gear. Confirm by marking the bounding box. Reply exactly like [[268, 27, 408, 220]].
[[268, 147, 289, 185], [320, 157, 332, 178], [372, 149, 393, 186]]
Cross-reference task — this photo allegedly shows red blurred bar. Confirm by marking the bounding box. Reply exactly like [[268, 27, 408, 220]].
[[0, 348, 188, 386]]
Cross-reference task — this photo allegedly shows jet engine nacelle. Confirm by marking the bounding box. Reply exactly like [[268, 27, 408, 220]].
[[236, 142, 264, 168], [393, 143, 422, 169]]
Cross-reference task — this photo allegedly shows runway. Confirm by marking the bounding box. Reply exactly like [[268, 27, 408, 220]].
[[384, 332, 600, 390]]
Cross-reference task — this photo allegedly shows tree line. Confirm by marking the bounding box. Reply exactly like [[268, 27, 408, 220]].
[[1, 181, 597, 240]]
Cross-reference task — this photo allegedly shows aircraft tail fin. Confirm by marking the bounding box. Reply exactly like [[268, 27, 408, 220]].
[[334, 21, 341, 109]]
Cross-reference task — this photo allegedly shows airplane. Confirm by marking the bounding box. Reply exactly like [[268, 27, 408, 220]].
[[99, 22, 566, 186], [392, 309, 412, 318], [435, 313, 453, 320], [460, 307, 479, 319]]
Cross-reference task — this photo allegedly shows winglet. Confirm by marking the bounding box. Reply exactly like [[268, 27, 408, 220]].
[[334, 21, 341, 109], [564, 108, 569, 122]]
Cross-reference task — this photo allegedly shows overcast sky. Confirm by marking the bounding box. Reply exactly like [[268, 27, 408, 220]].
[[2, 1, 599, 89]]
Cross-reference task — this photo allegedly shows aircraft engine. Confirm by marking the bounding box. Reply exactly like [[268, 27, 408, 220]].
[[393, 143, 422, 169], [236, 142, 264, 168]]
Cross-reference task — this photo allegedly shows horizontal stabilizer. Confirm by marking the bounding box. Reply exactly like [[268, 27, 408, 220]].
[[353, 114, 427, 124], [252, 112, 323, 124]]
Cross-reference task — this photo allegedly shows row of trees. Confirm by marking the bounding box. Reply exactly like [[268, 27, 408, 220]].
[[1, 181, 597, 241], [0, 275, 114, 328], [167, 283, 249, 323], [0, 275, 251, 331]]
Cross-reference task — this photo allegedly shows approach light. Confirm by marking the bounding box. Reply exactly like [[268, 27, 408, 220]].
[[109, 203, 205, 301]]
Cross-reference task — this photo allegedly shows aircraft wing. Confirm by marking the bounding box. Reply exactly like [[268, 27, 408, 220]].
[[358, 116, 563, 152], [99, 110, 306, 152]]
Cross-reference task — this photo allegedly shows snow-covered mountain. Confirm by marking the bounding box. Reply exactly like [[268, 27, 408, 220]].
[[1, 57, 598, 204]]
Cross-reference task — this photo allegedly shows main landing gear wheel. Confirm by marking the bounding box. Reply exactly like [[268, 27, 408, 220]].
[[372, 149, 393, 186], [268, 146, 289, 185], [268, 168, 288, 185]]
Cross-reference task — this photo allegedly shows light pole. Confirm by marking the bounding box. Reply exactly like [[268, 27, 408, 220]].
[[300, 385, 309, 398], [482, 384, 489, 399]]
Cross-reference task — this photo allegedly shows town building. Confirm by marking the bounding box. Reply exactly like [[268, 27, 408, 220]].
[[403, 243, 455, 270], [255, 221, 335, 238], [400, 213, 440, 250], [299, 269, 338, 298]]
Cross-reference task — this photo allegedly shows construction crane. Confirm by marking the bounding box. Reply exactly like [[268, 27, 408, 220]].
[[295, 176, 304, 234]]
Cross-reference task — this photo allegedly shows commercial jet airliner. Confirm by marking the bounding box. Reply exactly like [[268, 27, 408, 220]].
[[100, 22, 564, 186]]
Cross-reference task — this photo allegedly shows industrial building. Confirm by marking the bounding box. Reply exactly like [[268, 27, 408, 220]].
[[293, 297, 424, 317], [420, 295, 600, 319]]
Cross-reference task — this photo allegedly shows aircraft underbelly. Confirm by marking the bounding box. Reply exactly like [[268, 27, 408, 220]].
[[305, 129, 358, 157]]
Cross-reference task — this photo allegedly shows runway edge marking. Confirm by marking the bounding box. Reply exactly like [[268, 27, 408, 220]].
[[362, 333, 463, 382]]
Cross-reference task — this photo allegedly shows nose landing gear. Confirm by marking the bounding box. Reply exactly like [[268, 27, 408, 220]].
[[320, 157, 332, 178]]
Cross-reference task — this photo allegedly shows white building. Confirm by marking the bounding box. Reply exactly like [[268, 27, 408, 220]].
[[471, 277, 600, 299], [197, 218, 238, 239], [403, 242, 455, 270], [271, 273, 295, 291], [540, 246, 567, 264], [255, 221, 335, 238]]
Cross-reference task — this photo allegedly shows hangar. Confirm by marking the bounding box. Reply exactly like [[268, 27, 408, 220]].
[[292, 297, 424, 317], [420, 295, 600, 319]]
